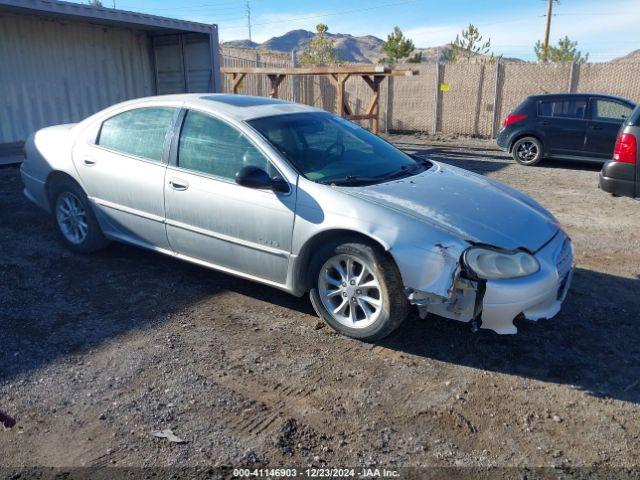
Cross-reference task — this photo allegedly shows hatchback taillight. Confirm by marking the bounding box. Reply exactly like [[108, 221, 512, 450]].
[[612, 133, 637, 164], [502, 113, 528, 127]]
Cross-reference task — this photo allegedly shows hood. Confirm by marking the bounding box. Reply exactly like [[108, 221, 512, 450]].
[[342, 162, 558, 252]]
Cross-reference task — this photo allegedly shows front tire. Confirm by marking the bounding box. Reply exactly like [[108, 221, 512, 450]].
[[51, 179, 109, 253], [512, 136, 543, 166], [309, 239, 409, 341]]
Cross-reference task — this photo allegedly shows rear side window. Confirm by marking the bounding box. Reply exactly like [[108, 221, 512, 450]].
[[539, 99, 586, 119], [591, 99, 633, 123], [627, 105, 640, 127], [178, 110, 269, 180], [97, 107, 175, 162]]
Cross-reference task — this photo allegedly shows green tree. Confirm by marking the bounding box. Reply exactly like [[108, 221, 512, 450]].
[[407, 52, 422, 64], [380, 26, 418, 65], [300, 24, 340, 66], [87, 0, 104, 6], [534, 36, 589, 63], [445, 24, 493, 63]]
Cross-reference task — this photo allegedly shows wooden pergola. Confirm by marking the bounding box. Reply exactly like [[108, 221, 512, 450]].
[[220, 65, 418, 134]]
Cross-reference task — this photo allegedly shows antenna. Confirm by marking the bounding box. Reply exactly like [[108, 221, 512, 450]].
[[246, 0, 252, 42]]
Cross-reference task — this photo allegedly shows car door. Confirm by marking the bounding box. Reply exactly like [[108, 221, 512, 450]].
[[584, 98, 634, 159], [537, 97, 587, 156], [164, 109, 296, 285], [72, 106, 179, 250]]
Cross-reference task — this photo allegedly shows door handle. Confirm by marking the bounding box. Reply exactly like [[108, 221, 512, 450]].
[[590, 125, 603, 130], [169, 178, 189, 191], [83, 159, 96, 166]]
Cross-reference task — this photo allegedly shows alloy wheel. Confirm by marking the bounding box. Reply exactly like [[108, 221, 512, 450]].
[[56, 192, 88, 245], [318, 254, 383, 329], [516, 141, 539, 162]]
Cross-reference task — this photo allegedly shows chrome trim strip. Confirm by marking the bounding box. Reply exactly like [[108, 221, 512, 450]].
[[91, 197, 289, 257], [89, 197, 165, 223], [165, 218, 289, 257], [106, 233, 291, 292]]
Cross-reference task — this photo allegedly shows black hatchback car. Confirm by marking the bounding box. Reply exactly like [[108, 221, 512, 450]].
[[497, 93, 636, 166]]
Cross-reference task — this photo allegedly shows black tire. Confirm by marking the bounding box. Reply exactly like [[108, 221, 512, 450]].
[[511, 136, 543, 166], [50, 178, 109, 253], [309, 238, 409, 341]]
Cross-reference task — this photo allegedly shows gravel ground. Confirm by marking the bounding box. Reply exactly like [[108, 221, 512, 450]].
[[1, 135, 639, 472]]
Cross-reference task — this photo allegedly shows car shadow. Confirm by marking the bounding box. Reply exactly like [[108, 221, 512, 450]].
[[379, 267, 640, 404], [409, 146, 512, 174], [536, 159, 603, 172], [395, 141, 606, 175]]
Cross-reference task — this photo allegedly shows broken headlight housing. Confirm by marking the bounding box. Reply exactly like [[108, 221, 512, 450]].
[[463, 247, 539, 280]]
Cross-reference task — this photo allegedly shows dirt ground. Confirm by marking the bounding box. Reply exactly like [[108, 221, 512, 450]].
[[1, 134, 640, 474]]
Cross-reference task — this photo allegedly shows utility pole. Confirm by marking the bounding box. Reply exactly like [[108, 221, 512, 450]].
[[542, 0, 553, 62], [246, 0, 252, 42]]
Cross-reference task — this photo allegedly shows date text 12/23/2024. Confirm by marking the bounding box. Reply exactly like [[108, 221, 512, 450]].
[[233, 468, 400, 478]]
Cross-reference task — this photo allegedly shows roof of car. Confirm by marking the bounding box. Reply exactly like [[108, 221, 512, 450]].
[[126, 93, 322, 121], [527, 92, 636, 105]]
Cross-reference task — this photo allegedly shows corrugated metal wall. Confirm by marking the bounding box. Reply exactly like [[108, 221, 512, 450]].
[[0, 12, 155, 144]]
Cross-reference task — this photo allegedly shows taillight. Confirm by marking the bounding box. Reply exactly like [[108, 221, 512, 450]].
[[502, 113, 528, 127], [612, 133, 637, 164]]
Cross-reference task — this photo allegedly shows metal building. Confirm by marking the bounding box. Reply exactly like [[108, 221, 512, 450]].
[[0, 0, 221, 148]]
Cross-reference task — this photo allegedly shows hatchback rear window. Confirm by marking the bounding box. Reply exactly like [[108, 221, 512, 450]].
[[539, 99, 586, 119]]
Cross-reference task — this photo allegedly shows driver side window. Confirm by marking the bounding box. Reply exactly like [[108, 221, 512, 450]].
[[178, 110, 269, 180]]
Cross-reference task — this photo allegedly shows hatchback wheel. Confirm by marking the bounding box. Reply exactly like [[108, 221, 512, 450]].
[[309, 239, 409, 341], [52, 179, 109, 253], [512, 137, 543, 166]]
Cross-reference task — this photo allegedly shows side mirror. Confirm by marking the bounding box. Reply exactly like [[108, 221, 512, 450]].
[[235, 165, 288, 192]]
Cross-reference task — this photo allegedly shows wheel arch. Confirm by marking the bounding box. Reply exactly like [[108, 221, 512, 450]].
[[509, 132, 544, 154], [292, 228, 394, 295], [45, 171, 84, 210]]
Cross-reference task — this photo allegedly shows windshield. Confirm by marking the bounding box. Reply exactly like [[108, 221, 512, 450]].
[[247, 112, 425, 185]]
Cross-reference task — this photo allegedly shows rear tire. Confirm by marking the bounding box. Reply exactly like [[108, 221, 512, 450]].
[[50, 179, 109, 253], [512, 136, 543, 166], [309, 238, 409, 341]]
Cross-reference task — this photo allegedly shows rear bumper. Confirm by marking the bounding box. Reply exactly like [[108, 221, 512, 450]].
[[20, 166, 50, 212], [495, 128, 511, 151], [599, 161, 636, 198]]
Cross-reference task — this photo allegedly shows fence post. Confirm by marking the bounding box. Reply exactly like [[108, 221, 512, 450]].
[[291, 50, 298, 102], [568, 62, 579, 93], [433, 62, 441, 133], [385, 76, 393, 133], [491, 62, 504, 139], [255, 51, 262, 97]]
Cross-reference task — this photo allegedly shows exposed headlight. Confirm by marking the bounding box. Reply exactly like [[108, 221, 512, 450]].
[[464, 247, 539, 280]]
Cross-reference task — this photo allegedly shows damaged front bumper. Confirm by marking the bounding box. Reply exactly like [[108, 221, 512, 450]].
[[407, 232, 574, 334]]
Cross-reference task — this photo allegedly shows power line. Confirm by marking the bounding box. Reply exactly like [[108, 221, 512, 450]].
[[246, 0, 252, 41], [142, 0, 249, 11], [542, 0, 554, 62]]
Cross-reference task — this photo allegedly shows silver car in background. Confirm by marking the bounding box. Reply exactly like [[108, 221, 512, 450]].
[[21, 94, 573, 340]]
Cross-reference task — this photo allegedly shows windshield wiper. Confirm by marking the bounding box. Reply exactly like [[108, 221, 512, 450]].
[[318, 162, 427, 186], [319, 175, 382, 186]]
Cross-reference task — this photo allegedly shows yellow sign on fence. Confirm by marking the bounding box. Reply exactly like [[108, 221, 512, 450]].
[[440, 83, 451, 92]]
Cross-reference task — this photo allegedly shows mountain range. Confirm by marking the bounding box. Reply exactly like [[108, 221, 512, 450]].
[[223, 29, 635, 64]]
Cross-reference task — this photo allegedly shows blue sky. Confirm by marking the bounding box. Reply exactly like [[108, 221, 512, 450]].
[[108, 0, 639, 61]]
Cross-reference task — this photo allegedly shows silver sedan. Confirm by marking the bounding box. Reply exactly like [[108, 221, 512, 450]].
[[21, 94, 573, 340]]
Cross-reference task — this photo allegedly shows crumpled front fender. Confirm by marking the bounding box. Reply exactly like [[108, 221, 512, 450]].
[[390, 240, 468, 301]]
